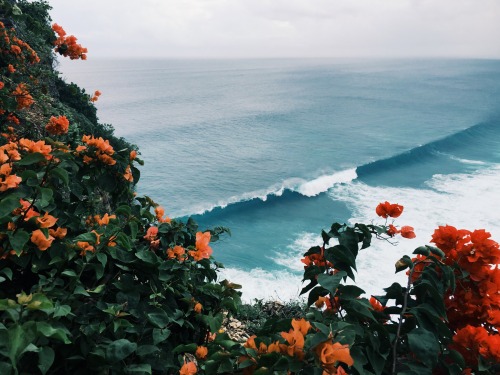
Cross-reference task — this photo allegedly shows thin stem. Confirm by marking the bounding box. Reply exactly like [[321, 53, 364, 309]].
[[391, 266, 414, 375]]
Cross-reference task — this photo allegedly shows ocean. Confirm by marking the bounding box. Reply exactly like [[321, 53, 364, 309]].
[[58, 58, 500, 302]]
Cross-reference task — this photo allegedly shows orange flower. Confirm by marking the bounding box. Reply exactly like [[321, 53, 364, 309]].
[[7, 64, 15, 73], [155, 206, 171, 223], [167, 245, 185, 261], [130, 150, 137, 161], [96, 213, 116, 226], [386, 224, 399, 237], [31, 229, 54, 251], [179, 361, 197, 375], [369, 296, 385, 312], [195, 346, 208, 359], [0, 174, 21, 192], [36, 212, 58, 228], [11, 83, 34, 109], [400, 226, 416, 239], [375, 201, 404, 218], [316, 341, 354, 373], [194, 302, 203, 313], [49, 227, 67, 239], [144, 226, 158, 241], [123, 165, 133, 182], [77, 241, 94, 256], [431, 225, 470, 254], [280, 328, 305, 359], [189, 231, 213, 260], [45, 115, 69, 135], [80, 135, 116, 165], [18, 138, 52, 158], [291, 318, 311, 336]]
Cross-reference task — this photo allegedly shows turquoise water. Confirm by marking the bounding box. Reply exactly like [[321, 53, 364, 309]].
[[59, 58, 500, 301]]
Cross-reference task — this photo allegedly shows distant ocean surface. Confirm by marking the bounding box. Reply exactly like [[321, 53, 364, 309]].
[[59, 58, 500, 301]]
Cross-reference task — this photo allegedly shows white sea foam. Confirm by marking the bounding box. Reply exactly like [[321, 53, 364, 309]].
[[182, 169, 358, 216], [297, 169, 358, 197], [218, 267, 306, 303], [271, 232, 322, 272], [328, 164, 500, 297]]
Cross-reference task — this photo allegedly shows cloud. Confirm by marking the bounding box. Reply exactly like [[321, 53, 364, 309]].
[[48, 0, 500, 58]]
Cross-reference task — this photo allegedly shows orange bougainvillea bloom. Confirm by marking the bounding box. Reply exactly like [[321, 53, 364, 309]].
[[80, 135, 116, 165], [77, 241, 94, 256], [291, 318, 311, 336], [49, 227, 67, 239], [400, 226, 416, 239], [189, 231, 213, 261], [280, 328, 305, 359], [369, 296, 385, 312], [195, 346, 208, 359], [11, 83, 34, 109], [130, 150, 137, 161], [45, 115, 69, 135], [144, 226, 158, 241], [36, 212, 58, 228], [167, 245, 185, 261], [123, 165, 133, 182], [375, 201, 404, 218], [386, 224, 399, 237], [316, 341, 354, 373], [90, 90, 101, 102], [155, 206, 171, 224], [179, 361, 197, 375], [431, 225, 470, 254], [31, 229, 54, 251], [0, 173, 22, 192], [194, 302, 203, 313], [95, 213, 116, 226], [18, 138, 52, 159]]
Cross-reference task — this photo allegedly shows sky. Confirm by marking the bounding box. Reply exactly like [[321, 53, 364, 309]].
[[47, 0, 500, 59]]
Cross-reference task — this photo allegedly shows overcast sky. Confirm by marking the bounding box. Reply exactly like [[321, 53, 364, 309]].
[[47, 0, 500, 59]]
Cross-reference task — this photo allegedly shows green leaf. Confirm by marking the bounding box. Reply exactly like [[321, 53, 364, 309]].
[[426, 245, 445, 258], [8, 230, 30, 254], [16, 152, 46, 166], [38, 346, 55, 375], [74, 232, 97, 243], [0, 195, 21, 218], [124, 364, 152, 374], [106, 339, 137, 363], [50, 167, 69, 185], [129, 221, 138, 239], [61, 269, 77, 277], [317, 271, 347, 295], [152, 328, 171, 345], [52, 304, 71, 318], [36, 322, 71, 344], [407, 328, 439, 368], [413, 246, 430, 256], [395, 255, 413, 273], [338, 285, 365, 300], [147, 310, 170, 329], [307, 286, 329, 307]]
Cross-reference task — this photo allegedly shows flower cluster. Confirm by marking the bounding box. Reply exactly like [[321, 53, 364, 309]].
[[45, 115, 69, 135], [239, 318, 353, 375], [405, 224, 500, 369], [0, 21, 40, 65], [0, 142, 21, 192], [52, 23, 88, 60], [77, 135, 116, 165], [90, 90, 101, 102], [376, 201, 415, 239], [11, 83, 34, 110]]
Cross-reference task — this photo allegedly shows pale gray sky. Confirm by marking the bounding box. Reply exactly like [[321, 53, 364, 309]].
[[47, 0, 500, 59]]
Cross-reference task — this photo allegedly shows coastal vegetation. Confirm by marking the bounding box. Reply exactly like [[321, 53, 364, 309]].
[[1, 1, 499, 374]]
